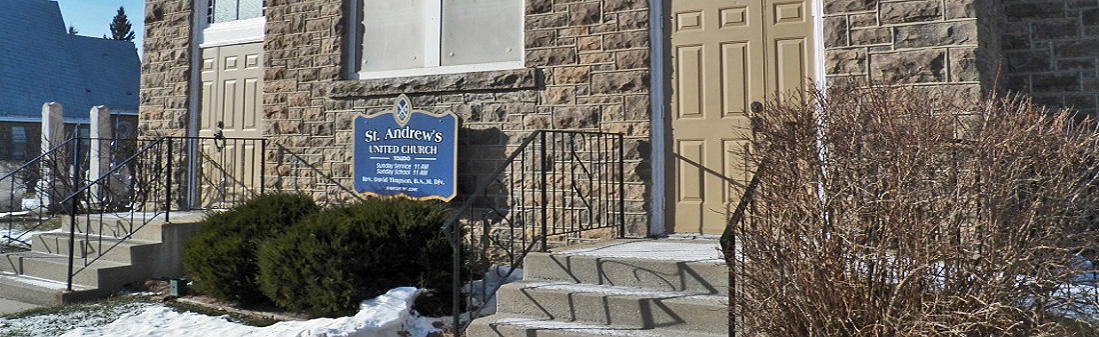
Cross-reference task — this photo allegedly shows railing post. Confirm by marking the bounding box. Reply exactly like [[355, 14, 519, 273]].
[[540, 131, 548, 252], [617, 133, 625, 238], [260, 139, 267, 195], [165, 139, 172, 223], [450, 224, 461, 335], [66, 138, 82, 292]]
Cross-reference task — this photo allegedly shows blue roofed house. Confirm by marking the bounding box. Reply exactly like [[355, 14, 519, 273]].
[[0, 0, 140, 163]]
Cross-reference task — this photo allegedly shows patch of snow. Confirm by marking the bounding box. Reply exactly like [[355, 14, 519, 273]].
[[0, 301, 157, 336], [464, 266, 523, 317], [558, 240, 722, 262], [59, 287, 445, 337], [0, 271, 88, 290], [519, 281, 724, 300], [492, 317, 672, 337]]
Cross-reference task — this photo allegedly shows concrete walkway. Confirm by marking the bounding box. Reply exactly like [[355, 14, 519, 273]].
[[0, 297, 39, 316]]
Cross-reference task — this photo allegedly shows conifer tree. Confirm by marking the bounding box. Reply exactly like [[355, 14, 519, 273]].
[[106, 6, 135, 41]]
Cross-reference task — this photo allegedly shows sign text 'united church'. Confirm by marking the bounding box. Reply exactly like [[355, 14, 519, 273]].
[[354, 94, 457, 201]]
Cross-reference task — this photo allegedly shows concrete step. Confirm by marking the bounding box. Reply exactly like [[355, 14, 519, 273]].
[[32, 232, 160, 264], [61, 211, 206, 241], [464, 313, 725, 337], [0, 272, 103, 306], [495, 281, 728, 335], [523, 240, 728, 296], [0, 251, 132, 289]]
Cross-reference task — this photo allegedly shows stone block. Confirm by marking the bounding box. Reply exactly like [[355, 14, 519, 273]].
[[848, 13, 877, 27], [880, 0, 942, 24], [528, 13, 568, 29], [824, 16, 848, 48], [577, 36, 603, 51], [591, 70, 649, 94], [1057, 58, 1095, 71], [1085, 8, 1099, 25], [542, 86, 577, 105], [555, 66, 591, 84], [618, 10, 648, 30], [615, 49, 648, 69], [825, 48, 867, 74], [1033, 20, 1080, 40], [552, 106, 601, 128], [527, 48, 579, 66], [1066, 94, 1098, 110], [580, 52, 615, 64], [603, 31, 649, 50], [528, 0, 552, 14], [1002, 75, 1030, 92], [870, 49, 947, 83], [1002, 33, 1029, 50], [850, 27, 891, 46], [949, 48, 979, 82], [945, 0, 976, 19], [605, 0, 645, 12], [569, 2, 602, 25], [893, 21, 978, 49], [1032, 74, 1080, 93], [1005, 2, 1065, 20], [1055, 39, 1099, 58], [823, 0, 878, 14]]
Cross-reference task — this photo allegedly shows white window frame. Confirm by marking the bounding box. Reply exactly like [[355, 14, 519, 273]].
[[347, 0, 525, 80], [197, 0, 266, 48]]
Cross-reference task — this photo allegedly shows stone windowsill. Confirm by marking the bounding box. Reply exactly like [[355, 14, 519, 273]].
[[326, 68, 538, 98]]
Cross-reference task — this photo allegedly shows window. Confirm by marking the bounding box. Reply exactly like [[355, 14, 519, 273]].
[[208, 0, 266, 24], [353, 0, 524, 79], [10, 127, 26, 161], [199, 0, 267, 48]]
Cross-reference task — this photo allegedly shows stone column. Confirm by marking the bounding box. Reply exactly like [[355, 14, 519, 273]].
[[89, 106, 112, 200], [38, 102, 64, 208]]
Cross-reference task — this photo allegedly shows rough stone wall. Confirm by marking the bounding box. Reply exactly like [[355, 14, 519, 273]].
[[822, 0, 1001, 96], [139, 0, 193, 136], [263, 0, 653, 236], [1001, 0, 1099, 115]]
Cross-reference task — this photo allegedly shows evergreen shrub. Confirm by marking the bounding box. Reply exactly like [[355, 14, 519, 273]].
[[256, 197, 452, 317], [182, 193, 319, 304]]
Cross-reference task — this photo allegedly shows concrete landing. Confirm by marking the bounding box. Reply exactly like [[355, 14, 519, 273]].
[[0, 297, 39, 316]]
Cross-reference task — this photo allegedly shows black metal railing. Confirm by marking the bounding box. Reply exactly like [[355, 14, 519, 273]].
[[0, 137, 157, 250], [721, 161, 764, 337], [0, 137, 76, 248], [272, 143, 365, 207], [442, 130, 625, 334]]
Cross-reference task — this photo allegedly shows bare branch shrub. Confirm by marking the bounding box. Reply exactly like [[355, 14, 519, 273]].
[[735, 83, 1099, 336]]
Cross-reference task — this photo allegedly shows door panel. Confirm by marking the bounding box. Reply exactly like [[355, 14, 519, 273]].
[[668, 0, 814, 234], [198, 43, 264, 208]]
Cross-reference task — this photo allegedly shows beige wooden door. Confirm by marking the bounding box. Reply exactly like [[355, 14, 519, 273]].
[[668, 0, 814, 234], [198, 43, 264, 207]]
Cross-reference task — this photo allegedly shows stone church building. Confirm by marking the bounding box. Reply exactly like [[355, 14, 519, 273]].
[[139, 0, 1095, 237]]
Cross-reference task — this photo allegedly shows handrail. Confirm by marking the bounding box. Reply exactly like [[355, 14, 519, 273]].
[[1, 137, 80, 248], [55, 138, 166, 208], [443, 129, 625, 334], [0, 137, 75, 182], [440, 132, 542, 235], [60, 137, 166, 290], [720, 161, 765, 337], [274, 143, 366, 205]]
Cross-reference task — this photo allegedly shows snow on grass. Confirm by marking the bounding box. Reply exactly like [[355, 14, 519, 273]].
[[58, 287, 443, 337], [0, 298, 157, 337]]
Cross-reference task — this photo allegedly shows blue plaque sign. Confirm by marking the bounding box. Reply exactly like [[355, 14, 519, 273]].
[[354, 94, 457, 201]]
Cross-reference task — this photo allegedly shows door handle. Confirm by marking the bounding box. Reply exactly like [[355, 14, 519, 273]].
[[750, 101, 763, 114]]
